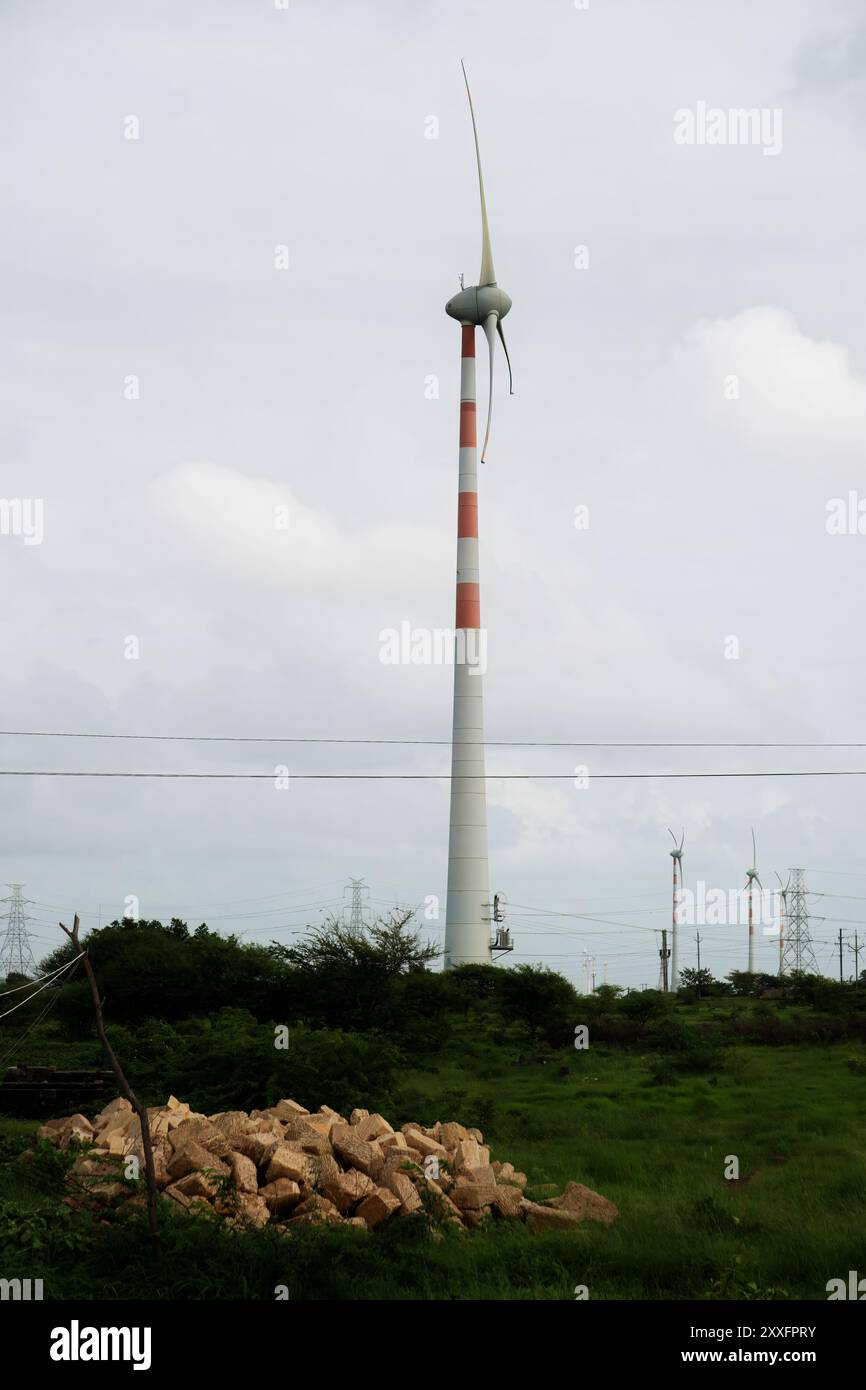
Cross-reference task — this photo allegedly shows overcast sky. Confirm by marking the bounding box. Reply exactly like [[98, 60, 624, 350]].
[[2, 0, 866, 989]]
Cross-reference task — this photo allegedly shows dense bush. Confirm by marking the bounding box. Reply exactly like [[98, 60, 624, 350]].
[[105, 1008, 403, 1115]]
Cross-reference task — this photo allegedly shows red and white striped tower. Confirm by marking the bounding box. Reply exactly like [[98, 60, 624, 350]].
[[442, 65, 513, 969], [746, 828, 761, 975], [443, 325, 489, 966]]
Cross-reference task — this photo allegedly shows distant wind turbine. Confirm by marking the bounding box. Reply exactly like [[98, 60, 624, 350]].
[[746, 828, 762, 974]]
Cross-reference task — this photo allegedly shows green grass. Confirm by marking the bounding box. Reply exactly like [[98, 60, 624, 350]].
[[2, 1036, 864, 1299]]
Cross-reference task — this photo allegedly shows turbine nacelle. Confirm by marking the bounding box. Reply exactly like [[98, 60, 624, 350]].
[[445, 284, 512, 325]]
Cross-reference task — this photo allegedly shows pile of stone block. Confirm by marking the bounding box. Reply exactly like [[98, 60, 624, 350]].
[[35, 1096, 618, 1233]]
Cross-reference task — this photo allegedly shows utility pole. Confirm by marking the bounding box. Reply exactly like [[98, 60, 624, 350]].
[[658, 928, 670, 993], [838, 928, 845, 984], [59, 914, 161, 1262], [695, 930, 702, 999], [853, 932, 860, 983]]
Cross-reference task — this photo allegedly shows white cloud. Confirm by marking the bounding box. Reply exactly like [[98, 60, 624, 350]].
[[149, 461, 444, 597]]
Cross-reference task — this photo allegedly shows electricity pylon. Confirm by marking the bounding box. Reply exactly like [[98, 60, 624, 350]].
[[0, 883, 38, 978], [780, 868, 819, 975]]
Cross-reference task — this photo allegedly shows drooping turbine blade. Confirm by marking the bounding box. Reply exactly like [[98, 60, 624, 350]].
[[497, 318, 514, 394], [461, 61, 496, 287], [481, 311, 497, 462]]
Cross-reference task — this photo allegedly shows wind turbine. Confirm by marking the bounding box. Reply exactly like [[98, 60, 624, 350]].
[[775, 870, 791, 977], [668, 828, 684, 990], [746, 828, 762, 975], [443, 64, 514, 969]]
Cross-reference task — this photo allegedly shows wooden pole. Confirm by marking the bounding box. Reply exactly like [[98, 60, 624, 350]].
[[59, 914, 161, 1260]]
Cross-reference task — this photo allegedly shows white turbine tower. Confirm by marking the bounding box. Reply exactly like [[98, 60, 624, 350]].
[[443, 64, 514, 969], [746, 828, 762, 975], [668, 828, 684, 990]]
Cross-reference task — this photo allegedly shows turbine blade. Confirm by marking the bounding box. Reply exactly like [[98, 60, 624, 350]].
[[668, 827, 677, 846], [480, 311, 497, 462], [751, 827, 757, 869], [497, 317, 514, 393], [461, 61, 496, 287]]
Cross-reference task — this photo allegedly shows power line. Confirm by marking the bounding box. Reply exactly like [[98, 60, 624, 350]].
[[3, 730, 866, 748], [0, 953, 84, 1023], [4, 769, 866, 781]]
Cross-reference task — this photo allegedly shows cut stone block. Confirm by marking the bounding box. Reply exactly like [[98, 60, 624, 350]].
[[452, 1138, 484, 1174], [403, 1129, 447, 1159], [451, 1180, 497, 1212], [439, 1122, 470, 1149], [522, 1201, 587, 1232], [229, 1151, 259, 1194], [58, 1114, 96, 1149], [274, 1099, 310, 1118], [236, 1193, 270, 1227], [490, 1186, 523, 1219], [93, 1097, 133, 1128], [265, 1144, 312, 1185], [172, 1170, 220, 1202], [331, 1126, 377, 1176], [238, 1131, 281, 1167], [356, 1187, 400, 1229], [381, 1170, 422, 1215], [36, 1117, 68, 1144], [545, 1182, 619, 1226], [322, 1168, 376, 1213], [166, 1141, 229, 1183], [169, 1118, 232, 1159], [379, 1131, 408, 1151], [259, 1178, 302, 1215], [294, 1194, 340, 1221], [354, 1112, 394, 1143]]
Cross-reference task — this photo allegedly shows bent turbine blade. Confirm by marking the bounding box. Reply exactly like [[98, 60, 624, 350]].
[[461, 61, 496, 287], [497, 317, 514, 394], [481, 312, 497, 462]]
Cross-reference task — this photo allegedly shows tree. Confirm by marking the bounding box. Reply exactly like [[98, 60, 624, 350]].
[[495, 964, 580, 1040], [679, 967, 716, 998], [271, 911, 439, 1032]]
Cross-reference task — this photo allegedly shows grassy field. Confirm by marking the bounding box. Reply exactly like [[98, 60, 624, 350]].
[[2, 1028, 864, 1300]]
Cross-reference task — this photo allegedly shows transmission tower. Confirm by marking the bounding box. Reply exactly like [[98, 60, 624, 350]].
[[0, 884, 38, 978], [780, 868, 819, 975], [344, 878, 370, 931]]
